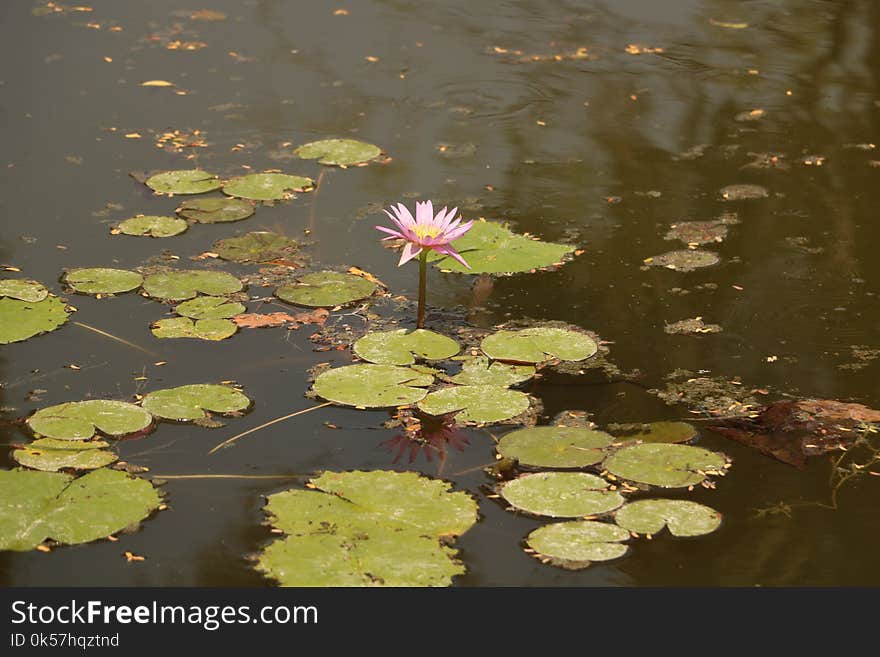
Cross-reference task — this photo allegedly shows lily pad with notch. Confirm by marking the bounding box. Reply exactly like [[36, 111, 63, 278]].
[[417, 385, 530, 424], [353, 329, 459, 366], [27, 400, 153, 441], [610, 421, 697, 445], [0, 296, 70, 344], [151, 317, 238, 341], [174, 296, 245, 319], [602, 443, 728, 488], [312, 364, 433, 408], [442, 356, 535, 386], [499, 472, 624, 518], [214, 231, 300, 264], [222, 173, 314, 201], [142, 270, 243, 301], [293, 139, 382, 167], [0, 279, 48, 302], [276, 271, 376, 307], [12, 443, 117, 472], [145, 169, 222, 195], [116, 215, 188, 238], [497, 426, 614, 468], [526, 520, 630, 569], [0, 468, 161, 551], [614, 499, 722, 537], [176, 197, 255, 223], [481, 327, 597, 364], [64, 268, 144, 295], [141, 384, 251, 422]]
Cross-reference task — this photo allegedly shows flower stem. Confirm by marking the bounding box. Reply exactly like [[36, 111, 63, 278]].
[[417, 250, 428, 328]]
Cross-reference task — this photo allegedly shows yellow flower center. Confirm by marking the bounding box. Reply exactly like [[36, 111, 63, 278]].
[[413, 224, 442, 241]]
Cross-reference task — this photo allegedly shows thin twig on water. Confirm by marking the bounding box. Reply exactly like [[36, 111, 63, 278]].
[[73, 321, 158, 357], [208, 402, 333, 454], [152, 474, 302, 481]]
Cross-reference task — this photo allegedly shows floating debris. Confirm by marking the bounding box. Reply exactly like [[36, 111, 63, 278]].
[[664, 317, 722, 335]]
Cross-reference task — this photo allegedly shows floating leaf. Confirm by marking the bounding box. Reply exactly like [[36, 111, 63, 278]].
[[0, 296, 70, 344], [176, 197, 255, 223], [481, 327, 597, 363], [615, 499, 722, 537], [276, 271, 376, 307], [0, 279, 48, 302], [442, 356, 535, 386], [720, 184, 768, 200], [499, 472, 624, 518], [142, 270, 243, 301], [116, 215, 188, 237], [222, 173, 314, 201], [428, 220, 574, 274], [353, 329, 459, 365], [27, 400, 153, 441], [526, 521, 630, 569], [611, 421, 697, 444], [294, 138, 382, 166], [417, 386, 530, 424], [497, 426, 614, 468], [603, 443, 728, 488], [646, 250, 720, 272], [214, 231, 300, 264], [151, 317, 238, 340], [665, 221, 728, 245], [0, 468, 161, 551], [141, 384, 251, 421], [174, 296, 245, 319], [233, 309, 328, 328], [12, 445, 117, 472], [145, 169, 222, 195], [312, 364, 433, 408], [64, 268, 143, 295]]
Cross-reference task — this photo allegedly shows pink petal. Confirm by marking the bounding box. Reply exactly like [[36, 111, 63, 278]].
[[375, 225, 405, 239], [398, 242, 423, 266], [444, 220, 474, 241], [432, 244, 470, 269], [394, 203, 416, 228], [439, 207, 459, 231], [416, 200, 434, 225]]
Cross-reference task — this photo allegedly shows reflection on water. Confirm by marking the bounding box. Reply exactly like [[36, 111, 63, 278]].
[[1, 0, 879, 585]]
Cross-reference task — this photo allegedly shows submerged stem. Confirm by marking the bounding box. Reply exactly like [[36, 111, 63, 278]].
[[417, 250, 428, 328]]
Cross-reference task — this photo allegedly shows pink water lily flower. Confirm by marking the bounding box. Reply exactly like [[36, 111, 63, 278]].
[[376, 201, 473, 268]]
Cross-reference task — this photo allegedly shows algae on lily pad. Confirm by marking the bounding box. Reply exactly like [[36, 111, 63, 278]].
[[174, 296, 245, 319], [0, 296, 70, 344], [497, 426, 614, 468], [176, 197, 255, 223], [442, 356, 535, 386], [499, 472, 624, 518], [27, 400, 153, 441], [481, 327, 598, 363], [615, 499, 722, 537], [428, 220, 574, 274], [417, 385, 530, 424], [141, 384, 251, 421], [116, 215, 188, 238], [0, 279, 48, 302], [146, 169, 222, 195], [222, 173, 314, 201], [142, 270, 243, 301], [611, 421, 697, 445], [646, 250, 720, 272], [151, 317, 238, 341], [0, 468, 161, 551], [276, 271, 376, 307], [64, 268, 143, 295], [603, 443, 728, 488], [526, 520, 630, 569], [353, 329, 459, 366], [256, 470, 476, 586], [215, 231, 300, 264], [313, 364, 433, 408], [294, 138, 382, 166], [12, 444, 117, 472]]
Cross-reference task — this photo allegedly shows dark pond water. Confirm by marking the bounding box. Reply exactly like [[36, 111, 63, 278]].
[[2, 0, 880, 586]]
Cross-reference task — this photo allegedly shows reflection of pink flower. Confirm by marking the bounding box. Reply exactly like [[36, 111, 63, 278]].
[[380, 417, 470, 465], [375, 201, 473, 268]]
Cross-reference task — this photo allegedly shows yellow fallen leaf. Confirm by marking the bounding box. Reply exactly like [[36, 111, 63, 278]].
[[140, 80, 173, 87], [709, 18, 749, 29], [125, 132, 141, 138]]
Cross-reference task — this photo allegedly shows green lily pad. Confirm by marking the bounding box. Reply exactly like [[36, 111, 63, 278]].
[[526, 520, 630, 569], [257, 470, 476, 586], [0, 468, 161, 551], [312, 364, 433, 408], [151, 317, 238, 341], [174, 296, 245, 319], [0, 279, 48, 302], [353, 329, 459, 366], [214, 231, 300, 264], [276, 271, 376, 307], [417, 385, 530, 424], [12, 445, 117, 472], [499, 472, 624, 518], [427, 220, 574, 274], [146, 169, 222, 195], [294, 138, 382, 166], [0, 296, 70, 344], [116, 215, 188, 238], [141, 384, 250, 421], [442, 356, 535, 386], [611, 421, 697, 445], [142, 270, 243, 301], [27, 400, 153, 441], [176, 197, 255, 223], [603, 443, 728, 488], [481, 327, 598, 363], [497, 426, 614, 468], [28, 438, 110, 450], [615, 499, 722, 537], [222, 173, 314, 201], [646, 250, 720, 272], [64, 268, 143, 295]]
